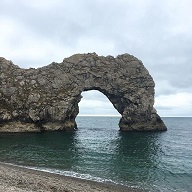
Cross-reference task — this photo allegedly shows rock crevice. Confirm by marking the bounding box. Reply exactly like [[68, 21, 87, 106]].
[[0, 53, 167, 132]]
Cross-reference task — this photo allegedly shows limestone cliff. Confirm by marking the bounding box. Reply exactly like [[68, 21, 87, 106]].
[[0, 53, 167, 132]]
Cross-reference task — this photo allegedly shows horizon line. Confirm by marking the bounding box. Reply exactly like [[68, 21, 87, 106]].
[[77, 114, 192, 117], [78, 114, 121, 117]]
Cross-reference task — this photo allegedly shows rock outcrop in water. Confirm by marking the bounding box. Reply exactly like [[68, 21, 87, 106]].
[[0, 53, 167, 132]]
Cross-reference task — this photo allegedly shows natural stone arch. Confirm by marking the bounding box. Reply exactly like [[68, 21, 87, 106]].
[[0, 53, 167, 132]]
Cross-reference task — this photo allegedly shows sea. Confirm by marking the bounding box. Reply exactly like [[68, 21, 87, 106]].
[[0, 116, 192, 192]]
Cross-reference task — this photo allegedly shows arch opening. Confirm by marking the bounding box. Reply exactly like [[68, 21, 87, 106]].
[[78, 90, 120, 116], [76, 90, 120, 129]]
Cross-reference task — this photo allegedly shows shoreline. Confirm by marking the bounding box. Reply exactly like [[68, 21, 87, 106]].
[[0, 162, 145, 192]]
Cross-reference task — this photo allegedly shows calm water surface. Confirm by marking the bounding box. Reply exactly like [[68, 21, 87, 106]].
[[0, 117, 192, 191]]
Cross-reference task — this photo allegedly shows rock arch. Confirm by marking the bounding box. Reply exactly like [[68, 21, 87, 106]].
[[0, 53, 167, 132]]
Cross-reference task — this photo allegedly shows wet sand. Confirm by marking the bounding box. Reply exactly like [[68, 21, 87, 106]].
[[0, 162, 144, 192]]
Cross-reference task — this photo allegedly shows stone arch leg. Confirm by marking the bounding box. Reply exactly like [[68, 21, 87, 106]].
[[60, 94, 82, 131], [119, 105, 167, 131], [39, 94, 81, 131]]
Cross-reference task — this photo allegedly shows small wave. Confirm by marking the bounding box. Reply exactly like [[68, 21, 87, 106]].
[[3, 163, 118, 184], [2, 162, 187, 192], [3, 163, 143, 191]]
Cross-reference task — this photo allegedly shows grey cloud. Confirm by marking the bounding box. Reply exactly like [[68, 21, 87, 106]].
[[1, 1, 87, 47], [79, 106, 119, 115], [81, 91, 111, 102], [154, 106, 176, 111]]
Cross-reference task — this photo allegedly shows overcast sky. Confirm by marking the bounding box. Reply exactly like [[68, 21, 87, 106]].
[[1, 0, 192, 117]]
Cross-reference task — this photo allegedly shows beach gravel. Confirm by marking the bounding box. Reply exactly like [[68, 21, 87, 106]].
[[0, 163, 142, 192]]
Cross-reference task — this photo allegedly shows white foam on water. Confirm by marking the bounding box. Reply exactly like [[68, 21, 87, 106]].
[[2, 162, 186, 192]]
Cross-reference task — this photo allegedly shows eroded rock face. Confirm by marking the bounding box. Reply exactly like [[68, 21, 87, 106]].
[[0, 53, 167, 132]]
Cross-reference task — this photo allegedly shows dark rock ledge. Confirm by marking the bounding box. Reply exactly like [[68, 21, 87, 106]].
[[0, 53, 167, 132]]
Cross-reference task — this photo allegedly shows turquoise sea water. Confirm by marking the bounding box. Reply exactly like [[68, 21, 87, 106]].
[[0, 117, 192, 191]]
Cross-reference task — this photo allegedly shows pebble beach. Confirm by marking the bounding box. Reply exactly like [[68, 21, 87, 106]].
[[0, 163, 142, 192]]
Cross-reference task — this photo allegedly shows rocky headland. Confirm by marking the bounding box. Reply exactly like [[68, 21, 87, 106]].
[[0, 53, 167, 132]]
